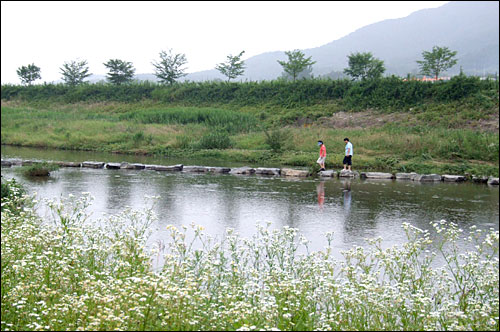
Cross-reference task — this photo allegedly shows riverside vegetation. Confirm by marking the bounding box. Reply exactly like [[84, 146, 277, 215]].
[[1, 178, 499, 331], [1, 75, 499, 176]]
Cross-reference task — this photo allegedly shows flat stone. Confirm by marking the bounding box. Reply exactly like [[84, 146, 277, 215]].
[[183, 166, 209, 173], [9, 159, 23, 166], [1, 160, 12, 167], [414, 174, 442, 182], [442, 175, 467, 182], [255, 167, 281, 176], [229, 166, 255, 175], [319, 170, 336, 177], [120, 162, 145, 170], [339, 170, 359, 178], [82, 161, 105, 168], [472, 175, 489, 183], [281, 168, 309, 177], [22, 160, 41, 166], [395, 172, 419, 180], [360, 172, 394, 179], [54, 161, 81, 167], [146, 164, 183, 171], [106, 162, 122, 169], [207, 167, 231, 174], [487, 177, 499, 185]]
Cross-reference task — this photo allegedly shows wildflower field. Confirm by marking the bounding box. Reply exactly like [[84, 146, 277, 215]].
[[1, 178, 499, 331]]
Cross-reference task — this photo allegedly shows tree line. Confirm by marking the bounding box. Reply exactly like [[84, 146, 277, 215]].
[[3, 74, 497, 111], [15, 46, 460, 86]]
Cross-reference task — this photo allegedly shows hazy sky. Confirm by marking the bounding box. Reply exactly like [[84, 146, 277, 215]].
[[2, 1, 450, 84]]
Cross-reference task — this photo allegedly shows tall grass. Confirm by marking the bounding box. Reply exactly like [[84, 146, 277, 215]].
[[119, 107, 258, 134], [1, 184, 499, 331]]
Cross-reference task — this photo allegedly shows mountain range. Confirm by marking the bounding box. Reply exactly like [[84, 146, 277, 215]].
[[91, 1, 499, 83]]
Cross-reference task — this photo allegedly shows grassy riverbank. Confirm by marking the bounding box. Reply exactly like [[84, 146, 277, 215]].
[[1, 77, 499, 176], [1, 98, 498, 176], [1, 179, 499, 331]]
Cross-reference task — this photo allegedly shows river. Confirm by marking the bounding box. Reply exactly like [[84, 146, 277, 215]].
[[2, 145, 499, 267]]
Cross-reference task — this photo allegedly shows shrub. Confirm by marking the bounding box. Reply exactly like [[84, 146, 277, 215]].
[[198, 130, 232, 149], [1, 177, 26, 212], [3, 77, 496, 107], [264, 128, 290, 152], [22, 162, 59, 177]]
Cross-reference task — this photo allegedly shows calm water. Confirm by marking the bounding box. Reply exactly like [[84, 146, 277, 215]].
[[2, 146, 499, 266]]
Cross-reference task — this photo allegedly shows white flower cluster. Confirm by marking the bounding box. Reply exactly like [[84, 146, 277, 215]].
[[1, 190, 498, 331]]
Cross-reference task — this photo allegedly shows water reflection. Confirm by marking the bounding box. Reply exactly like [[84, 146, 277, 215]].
[[317, 181, 325, 210], [342, 179, 352, 218], [1, 162, 498, 263]]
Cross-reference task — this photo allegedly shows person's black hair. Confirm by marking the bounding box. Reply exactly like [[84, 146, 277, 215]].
[[318, 140, 323, 144], [344, 138, 349, 141]]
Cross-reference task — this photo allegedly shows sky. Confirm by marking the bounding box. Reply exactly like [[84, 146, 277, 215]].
[[1, 1, 450, 84]]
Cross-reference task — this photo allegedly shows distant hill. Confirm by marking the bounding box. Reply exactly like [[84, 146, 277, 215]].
[[89, 1, 498, 83], [181, 1, 499, 81]]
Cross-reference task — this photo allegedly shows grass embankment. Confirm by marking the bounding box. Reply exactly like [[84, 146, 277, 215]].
[[1, 179, 499, 330], [1, 97, 498, 176], [1, 77, 498, 176]]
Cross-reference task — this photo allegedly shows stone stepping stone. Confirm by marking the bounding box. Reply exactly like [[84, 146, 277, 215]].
[[360, 172, 394, 179], [207, 167, 231, 174], [183, 166, 209, 172], [487, 177, 499, 185], [54, 161, 81, 167], [319, 170, 336, 177], [281, 168, 309, 177], [414, 174, 442, 182], [120, 162, 145, 170], [106, 162, 121, 169], [255, 168, 281, 176], [339, 170, 359, 178], [395, 172, 419, 180], [82, 161, 105, 168], [229, 166, 255, 175], [146, 164, 183, 171], [442, 175, 466, 182]]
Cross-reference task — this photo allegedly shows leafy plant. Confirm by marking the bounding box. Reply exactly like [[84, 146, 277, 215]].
[[60, 59, 92, 86], [103, 59, 136, 85], [215, 50, 246, 82], [263, 128, 290, 152], [277, 49, 316, 82], [152, 49, 188, 85], [198, 130, 232, 149], [16, 63, 41, 86], [22, 162, 59, 177]]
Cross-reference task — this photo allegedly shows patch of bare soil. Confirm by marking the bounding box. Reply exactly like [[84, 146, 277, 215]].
[[317, 111, 499, 132], [317, 111, 413, 129], [475, 111, 499, 132]]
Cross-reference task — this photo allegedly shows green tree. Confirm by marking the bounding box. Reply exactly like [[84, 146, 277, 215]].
[[60, 59, 91, 86], [103, 59, 135, 85], [16, 63, 41, 85], [216, 50, 246, 82], [417, 46, 458, 79], [344, 52, 385, 81], [277, 49, 316, 82], [152, 49, 188, 85]]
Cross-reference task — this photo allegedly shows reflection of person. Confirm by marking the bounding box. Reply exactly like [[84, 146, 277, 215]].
[[317, 181, 325, 209], [343, 138, 353, 171], [342, 179, 352, 215], [317, 140, 326, 171]]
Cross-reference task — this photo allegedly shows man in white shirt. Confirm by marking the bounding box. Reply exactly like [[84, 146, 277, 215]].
[[343, 138, 353, 171]]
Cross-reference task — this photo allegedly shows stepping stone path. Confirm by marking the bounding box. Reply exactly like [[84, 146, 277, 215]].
[[1, 158, 498, 185]]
